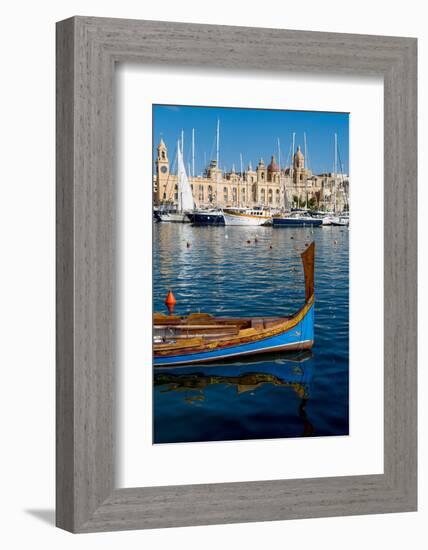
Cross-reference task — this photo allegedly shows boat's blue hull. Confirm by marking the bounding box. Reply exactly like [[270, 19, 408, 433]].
[[272, 217, 323, 227], [190, 212, 225, 225], [154, 303, 314, 367]]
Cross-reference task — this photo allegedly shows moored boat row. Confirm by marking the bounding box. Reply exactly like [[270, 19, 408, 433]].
[[155, 206, 348, 227]]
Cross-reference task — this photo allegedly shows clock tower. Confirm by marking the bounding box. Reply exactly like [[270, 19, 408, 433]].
[[156, 138, 169, 178], [155, 138, 170, 204]]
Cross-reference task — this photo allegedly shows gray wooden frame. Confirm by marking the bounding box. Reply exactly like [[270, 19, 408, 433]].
[[56, 16, 417, 533]]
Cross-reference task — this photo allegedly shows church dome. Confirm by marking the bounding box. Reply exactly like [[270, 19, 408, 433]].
[[268, 155, 280, 172], [295, 145, 304, 159]]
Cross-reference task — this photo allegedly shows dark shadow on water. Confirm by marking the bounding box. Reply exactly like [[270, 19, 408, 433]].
[[25, 509, 55, 526]]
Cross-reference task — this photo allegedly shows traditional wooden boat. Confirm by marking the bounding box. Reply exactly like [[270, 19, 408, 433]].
[[153, 242, 315, 367]]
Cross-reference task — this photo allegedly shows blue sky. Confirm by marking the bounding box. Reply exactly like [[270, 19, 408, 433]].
[[153, 104, 349, 176]]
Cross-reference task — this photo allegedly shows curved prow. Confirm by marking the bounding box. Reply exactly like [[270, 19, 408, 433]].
[[301, 242, 315, 303]]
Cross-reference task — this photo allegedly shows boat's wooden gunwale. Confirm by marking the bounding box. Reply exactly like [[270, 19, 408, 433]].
[[154, 323, 243, 330], [154, 295, 314, 357]]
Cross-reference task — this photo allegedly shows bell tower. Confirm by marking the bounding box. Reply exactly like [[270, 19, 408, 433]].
[[293, 145, 305, 184], [156, 138, 169, 179]]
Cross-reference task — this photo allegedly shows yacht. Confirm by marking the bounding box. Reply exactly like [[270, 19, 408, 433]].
[[222, 207, 272, 226], [272, 211, 323, 227]]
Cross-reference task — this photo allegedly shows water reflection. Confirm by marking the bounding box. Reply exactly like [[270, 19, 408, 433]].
[[154, 351, 317, 442]]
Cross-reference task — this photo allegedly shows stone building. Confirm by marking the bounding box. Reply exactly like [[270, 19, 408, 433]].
[[154, 139, 349, 211]]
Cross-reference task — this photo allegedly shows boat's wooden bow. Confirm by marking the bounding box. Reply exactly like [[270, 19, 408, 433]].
[[301, 242, 315, 302]]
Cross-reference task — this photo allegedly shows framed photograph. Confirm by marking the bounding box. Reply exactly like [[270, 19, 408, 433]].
[[56, 16, 417, 532]]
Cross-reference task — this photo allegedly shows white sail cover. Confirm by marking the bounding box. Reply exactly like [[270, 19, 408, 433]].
[[177, 142, 194, 212]]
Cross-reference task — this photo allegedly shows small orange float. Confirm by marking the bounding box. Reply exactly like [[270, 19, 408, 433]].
[[165, 289, 177, 315]]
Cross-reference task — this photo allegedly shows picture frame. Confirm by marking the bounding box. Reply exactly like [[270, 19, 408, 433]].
[[56, 16, 417, 533]]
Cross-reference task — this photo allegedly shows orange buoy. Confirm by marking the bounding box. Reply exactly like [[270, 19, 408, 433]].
[[165, 289, 176, 315]]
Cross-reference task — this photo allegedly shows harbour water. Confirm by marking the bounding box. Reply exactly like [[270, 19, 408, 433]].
[[153, 223, 349, 444]]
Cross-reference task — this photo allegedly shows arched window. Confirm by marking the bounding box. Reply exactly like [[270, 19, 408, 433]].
[[268, 189, 273, 204], [276, 189, 280, 203], [208, 185, 213, 202], [261, 189, 266, 204], [198, 185, 204, 201], [161, 151, 166, 160], [223, 187, 228, 202], [241, 188, 246, 202], [232, 187, 237, 202]]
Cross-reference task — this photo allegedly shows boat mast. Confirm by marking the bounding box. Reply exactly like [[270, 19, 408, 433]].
[[216, 119, 220, 169], [337, 140, 348, 211], [216, 119, 220, 206], [304, 132, 308, 210], [334, 132, 337, 214], [291, 132, 295, 207], [177, 139, 182, 213], [277, 137, 285, 211], [240, 153, 243, 207], [192, 128, 195, 178]]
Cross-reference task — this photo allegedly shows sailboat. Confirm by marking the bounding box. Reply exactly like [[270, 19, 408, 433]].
[[159, 140, 194, 223], [328, 133, 349, 227], [153, 242, 315, 367]]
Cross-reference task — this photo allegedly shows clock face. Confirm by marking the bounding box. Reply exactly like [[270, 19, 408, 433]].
[[160, 165, 168, 174]]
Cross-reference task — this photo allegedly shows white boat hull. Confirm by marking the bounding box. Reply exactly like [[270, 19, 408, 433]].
[[331, 216, 349, 226], [159, 212, 191, 223], [223, 212, 271, 226]]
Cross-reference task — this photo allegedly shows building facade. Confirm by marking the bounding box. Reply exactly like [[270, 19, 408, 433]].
[[154, 139, 349, 212]]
